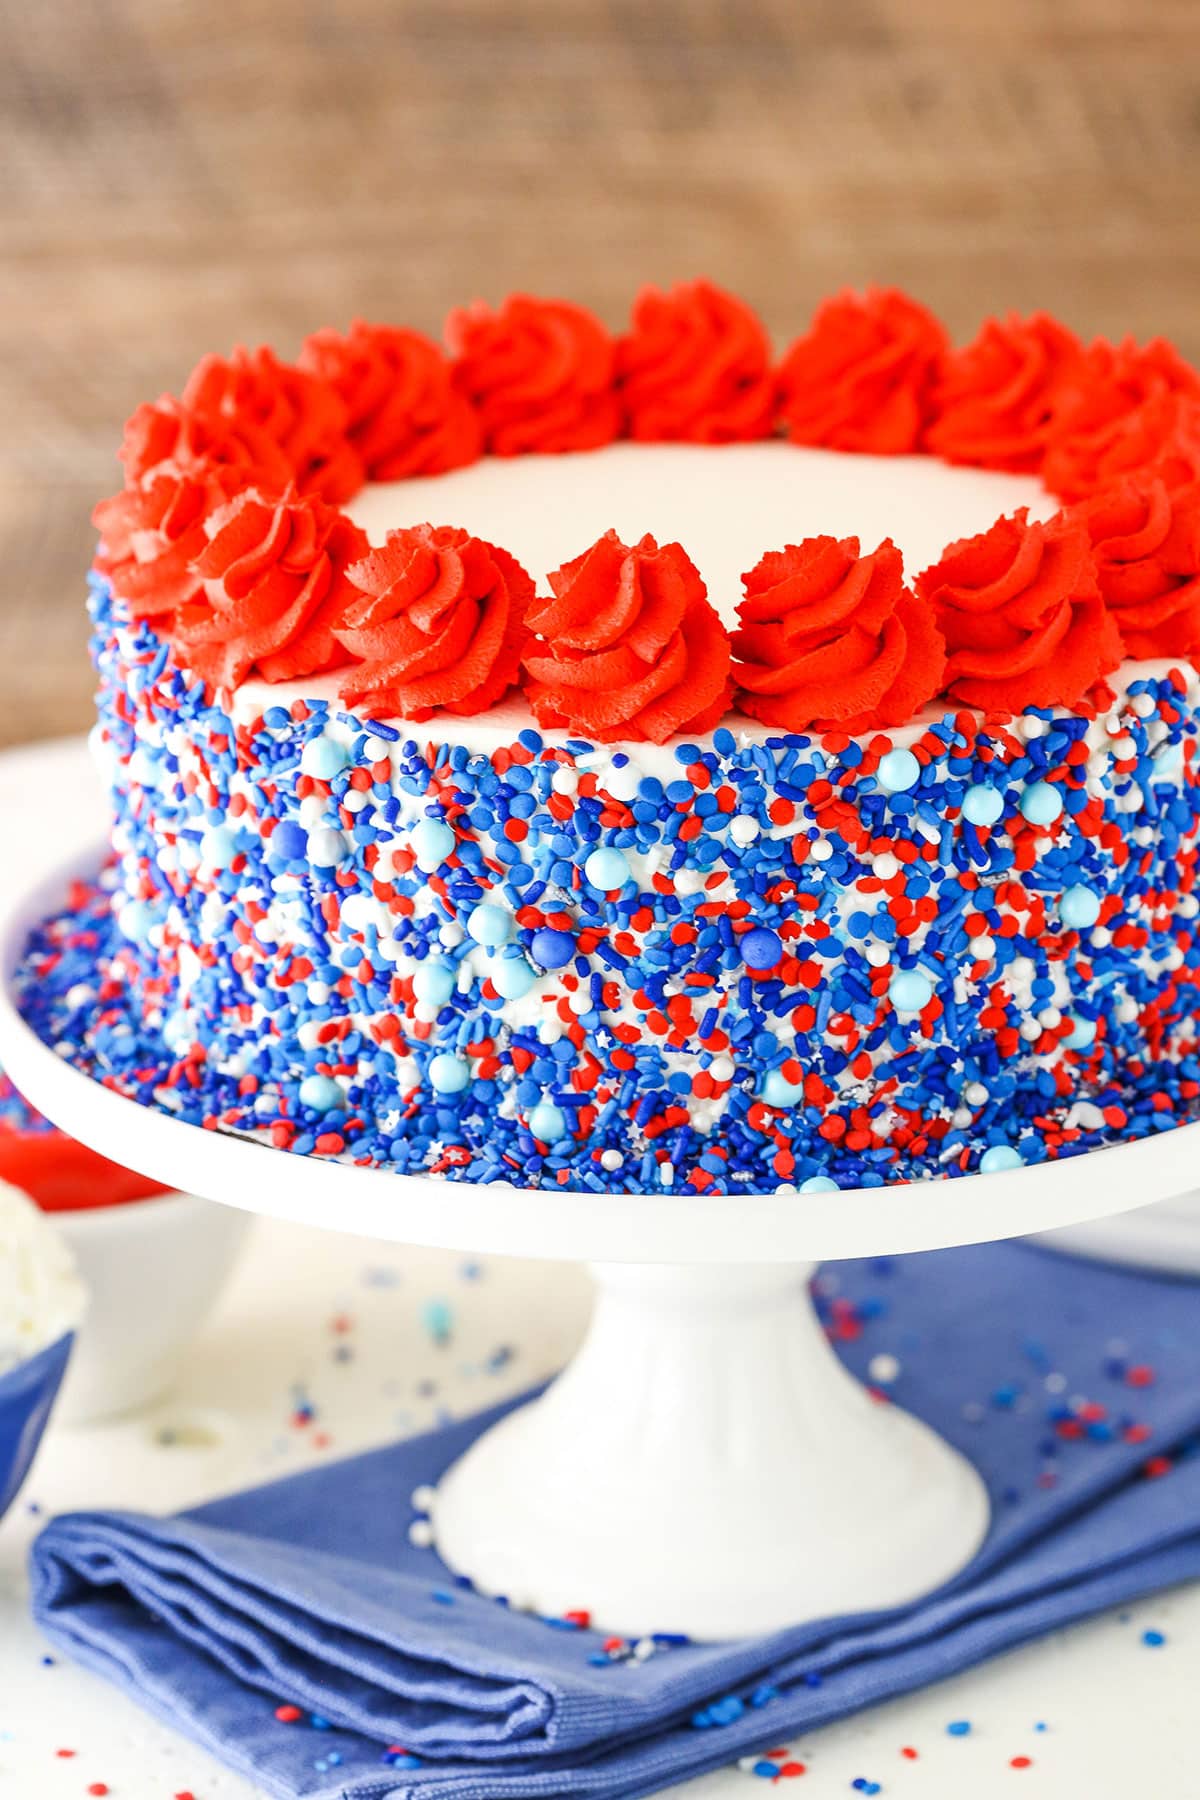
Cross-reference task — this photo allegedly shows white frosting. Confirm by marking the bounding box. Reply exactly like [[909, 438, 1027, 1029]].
[[234, 441, 1053, 759], [342, 440, 1054, 627], [0, 1177, 87, 1373]]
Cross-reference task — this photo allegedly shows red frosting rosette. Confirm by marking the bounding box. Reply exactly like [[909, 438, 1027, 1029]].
[[522, 532, 732, 743], [445, 295, 621, 456], [298, 320, 482, 481], [334, 526, 532, 718], [732, 536, 945, 733], [182, 346, 360, 503], [924, 312, 1083, 472], [177, 488, 369, 690], [777, 287, 948, 455], [614, 279, 775, 443], [117, 393, 293, 492], [92, 466, 241, 620], [1074, 476, 1200, 660], [1041, 337, 1200, 501], [915, 508, 1122, 711]]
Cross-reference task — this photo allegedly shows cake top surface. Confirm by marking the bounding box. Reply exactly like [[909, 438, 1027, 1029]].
[[91, 282, 1200, 747]]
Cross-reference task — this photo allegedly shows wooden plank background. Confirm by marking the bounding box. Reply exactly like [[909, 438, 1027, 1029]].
[[3, 0, 1198, 747]]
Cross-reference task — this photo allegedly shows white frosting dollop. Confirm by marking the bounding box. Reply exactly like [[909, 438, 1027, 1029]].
[[0, 1176, 88, 1374]]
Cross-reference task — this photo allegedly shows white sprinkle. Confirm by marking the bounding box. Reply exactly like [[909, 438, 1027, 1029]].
[[600, 1149, 624, 1171], [1044, 1372, 1068, 1394], [868, 1352, 901, 1384], [411, 1484, 437, 1511], [809, 838, 833, 861], [408, 1519, 435, 1548], [964, 1082, 989, 1106], [873, 853, 900, 879], [729, 815, 759, 846], [551, 767, 578, 795]]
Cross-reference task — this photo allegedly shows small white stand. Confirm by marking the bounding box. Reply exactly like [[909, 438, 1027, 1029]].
[[4, 837, 1200, 1637], [433, 1262, 987, 1636]]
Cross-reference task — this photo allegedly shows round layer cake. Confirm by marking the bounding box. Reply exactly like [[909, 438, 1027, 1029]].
[[18, 284, 1200, 1194]]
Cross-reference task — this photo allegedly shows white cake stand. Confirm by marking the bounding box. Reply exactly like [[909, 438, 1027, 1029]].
[[4, 851, 1200, 1640]]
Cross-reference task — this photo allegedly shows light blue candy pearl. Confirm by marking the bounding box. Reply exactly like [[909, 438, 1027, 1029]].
[[876, 747, 921, 793], [799, 1175, 839, 1193], [468, 902, 511, 947], [962, 784, 1004, 828], [1061, 884, 1101, 929], [1151, 742, 1183, 782], [889, 969, 933, 1013], [1064, 1015, 1097, 1050], [529, 1100, 568, 1142], [491, 954, 536, 1000], [413, 960, 456, 1006], [979, 1144, 1024, 1173], [299, 1073, 343, 1113], [200, 823, 239, 870], [307, 826, 349, 868], [1019, 781, 1062, 826], [762, 1069, 804, 1108], [117, 900, 155, 943], [429, 1053, 470, 1095], [583, 846, 631, 891], [300, 734, 349, 780], [410, 817, 455, 871]]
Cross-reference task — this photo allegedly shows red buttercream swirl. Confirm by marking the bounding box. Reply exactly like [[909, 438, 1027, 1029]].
[[916, 508, 1122, 711], [522, 532, 732, 744], [334, 527, 532, 718], [732, 537, 944, 733], [445, 295, 621, 456], [924, 312, 1083, 472], [177, 488, 368, 690], [298, 320, 482, 481], [614, 280, 775, 442], [182, 346, 360, 502], [1075, 476, 1200, 660], [93, 465, 240, 620], [1042, 337, 1200, 501], [777, 287, 948, 455], [118, 393, 294, 492]]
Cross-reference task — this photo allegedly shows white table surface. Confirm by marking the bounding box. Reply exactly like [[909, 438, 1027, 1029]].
[[0, 1215, 1194, 1800]]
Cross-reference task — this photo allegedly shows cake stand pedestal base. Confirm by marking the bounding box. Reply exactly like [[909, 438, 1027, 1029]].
[[431, 1262, 989, 1640]]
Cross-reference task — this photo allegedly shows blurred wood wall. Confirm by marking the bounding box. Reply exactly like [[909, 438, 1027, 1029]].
[[2, 0, 1198, 744]]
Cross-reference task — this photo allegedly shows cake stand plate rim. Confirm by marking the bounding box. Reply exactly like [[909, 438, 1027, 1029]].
[[4, 839, 1200, 1264]]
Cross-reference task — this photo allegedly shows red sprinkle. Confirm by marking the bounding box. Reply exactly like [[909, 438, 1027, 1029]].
[[274, 1703, 303, 1723]]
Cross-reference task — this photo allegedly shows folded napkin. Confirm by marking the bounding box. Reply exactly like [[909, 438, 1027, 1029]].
[[30, 1243, 1200, 1800]]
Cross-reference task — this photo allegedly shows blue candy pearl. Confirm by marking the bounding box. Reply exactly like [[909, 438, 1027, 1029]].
[[583, 846, 631, 891], [467, 902, 511, 947], [271, 820, 308, 861], [1063, 1015, 1096, 1050], [307, 826, 349, 868], [962, 784, 1004, 827], [876, 747, 921, 793], [531, 928, 575, 969], [413, 960, 456, 1006], [410, 818, 456, 870], [491, 954, 536, 1000], [428, 1053, 470, 1095], [888, 969, 933, 1013], [762, 1069, 804, 1108], [300, 734, 349, 780], [200, 824, 238, 870], [799, 1175, 839, 1193], [1019, 781, 1062, 826], [979, 1144, 1024, 1173], [742, 928, 782, 971], [1061, 884, 1101, 929], [299, 1073, 343, 1112], [529, 1100, 567, 1142]]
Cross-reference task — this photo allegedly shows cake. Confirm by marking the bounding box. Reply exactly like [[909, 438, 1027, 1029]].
[[16, 283, 1200, 1195]]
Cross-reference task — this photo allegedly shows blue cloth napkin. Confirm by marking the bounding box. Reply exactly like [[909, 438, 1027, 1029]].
[[29, 1243, 1200, 1800]]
